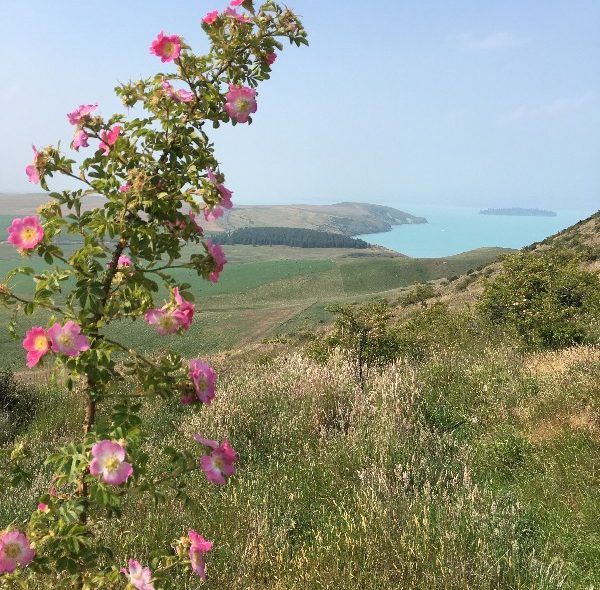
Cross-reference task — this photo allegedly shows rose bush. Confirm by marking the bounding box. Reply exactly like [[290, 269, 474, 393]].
[[0, 1, 306, 587]]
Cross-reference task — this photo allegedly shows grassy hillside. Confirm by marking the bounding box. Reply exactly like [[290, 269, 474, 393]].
[[3, 335, 599, 588], [0, 245, 507, 369], [212, 201, 427, 235]]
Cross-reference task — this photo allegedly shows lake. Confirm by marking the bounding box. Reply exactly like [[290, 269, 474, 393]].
[[358, 206, 595, 258]]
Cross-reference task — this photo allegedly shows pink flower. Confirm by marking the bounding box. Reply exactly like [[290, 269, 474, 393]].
[[47, 321, 90, 357], [161, 80, 194, 103], [173, 288, 195, 330], [67, 103, 97, 125], [106, 255, 132, 270], [194, 435, 237, 485], [266, 52, 277, 65], [121, 559, 155, 590], [89, 440, 133, 486], [22, 327, 50, 368], [185, 360, 217, 405], [224, 84, 257, 123], [224, 7, 251, 23], [99, 125, 121, 155], [203, 10, 219, 25], [144, 288, 195, 335], [71, 129, 89, 151], [205, 239, 227, 283], [143, 309, 181, 335], [25, 145, 41, 184], [37, 503, 49, 513], [0, 531, 35, 574], [230, 0, 244, 5], [119, 183, 131, 193], [117, 255, 132, 268], [8, 216, 44, 250], [149, 31, 182, 63], [203, 206, 224, 222], [207, 169, 233, 209], [188, 530, 213, 580], [189, 212, 203, 233]]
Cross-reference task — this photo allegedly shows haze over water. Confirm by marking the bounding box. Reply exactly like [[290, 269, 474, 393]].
[[359, 206, 595, 258]]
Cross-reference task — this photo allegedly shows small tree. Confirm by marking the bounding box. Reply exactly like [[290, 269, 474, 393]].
[[310, 299, 400, 389], [0, 2, 307, 587], [479, 250, 600, 349]]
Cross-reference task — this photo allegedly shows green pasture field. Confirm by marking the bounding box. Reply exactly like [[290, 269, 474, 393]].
[[0, 243, 507, 369]]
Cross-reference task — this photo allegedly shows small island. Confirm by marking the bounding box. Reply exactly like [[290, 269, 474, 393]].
[[479, 207, 557, 217]]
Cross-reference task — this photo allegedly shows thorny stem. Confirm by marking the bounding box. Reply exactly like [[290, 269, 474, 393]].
[[76, 237, 128, 590]]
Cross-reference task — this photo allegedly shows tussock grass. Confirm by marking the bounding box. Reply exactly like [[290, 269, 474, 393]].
[[3, 339, 600, 588]]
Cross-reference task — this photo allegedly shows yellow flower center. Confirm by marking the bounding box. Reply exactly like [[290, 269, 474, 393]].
[[58, 334, 74, 348], [4, 543, 21, 559], [21, 227, 37, 242], [158, 315, 177, 330], [164, 42, 174, 55], [235, 98, 250, 112], [34, 335, 48, 351], [104, 456, 120, 473]]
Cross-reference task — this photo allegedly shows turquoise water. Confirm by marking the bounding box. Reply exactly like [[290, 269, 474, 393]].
[[359, 206, 595, 258]]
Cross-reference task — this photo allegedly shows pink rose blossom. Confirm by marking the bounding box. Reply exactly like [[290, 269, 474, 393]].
[[266, 52, 277, 65], [173, 288, 195, 330], [207, 169, 233, 209], [119, 183, 131, 193], [203, 206, 224, 222], [118, 255, 132, 268], [185, 360, 217, 405], [99, 125, 121, 155], [0, 531, 35, 574], [161, 80, 194, 103], [224, 7, 251, 23], [37, 503, 49, 513], [22, 327, 50, 368], [8, 216, 44, 250], [143, 309, 181, 335], [67, 103, 97, 125], [71, 129, 89, 151], [205, 239, 227, 283], [25, 145, 41, 184], [121, 559, 155, 590], [230, 0, 244, 5], [194, 435, 237, 485], [144, 288, 195, 335], [106, 255, 132, 270], [202, 10, 219, 25], [149, 31, 182, 62], [189, 212, 203, 233], [188, 530, 213, 580], [224, 84, 257, 123], [89, 440, 133, 486], [47, 321, 90, 357]]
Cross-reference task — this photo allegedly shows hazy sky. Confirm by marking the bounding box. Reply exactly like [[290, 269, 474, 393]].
[[1, 0, 598, 210]]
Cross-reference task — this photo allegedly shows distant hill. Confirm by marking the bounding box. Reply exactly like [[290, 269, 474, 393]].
[[1, 194, 425, 237], [210, 202, 426, 236], [480, 207, 557, 217]]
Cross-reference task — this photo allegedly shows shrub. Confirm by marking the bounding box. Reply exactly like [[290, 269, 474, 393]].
[[398, 282, 437, 305], [0, 370, 36, 444], [479, 250, 600, 349]]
